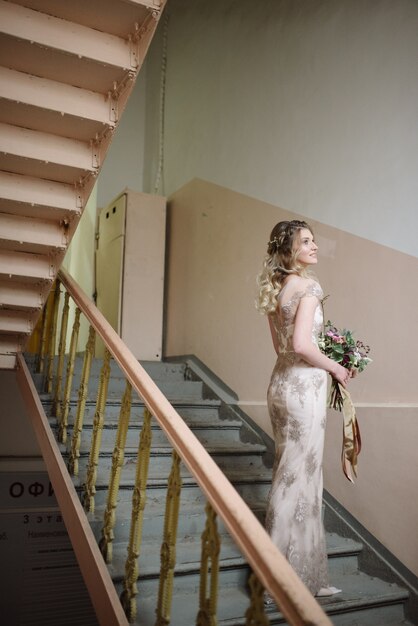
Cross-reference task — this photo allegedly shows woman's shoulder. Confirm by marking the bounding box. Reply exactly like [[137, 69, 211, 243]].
[[283, 276, 323, 301]]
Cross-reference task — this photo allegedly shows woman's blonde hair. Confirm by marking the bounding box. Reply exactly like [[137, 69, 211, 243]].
[[256, 220, 314, 315]]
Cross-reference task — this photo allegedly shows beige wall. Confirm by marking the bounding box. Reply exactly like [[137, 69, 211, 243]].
[[165, 178, 418, 575], [0, 370, 41, 457], [324, 406, 418, 575]]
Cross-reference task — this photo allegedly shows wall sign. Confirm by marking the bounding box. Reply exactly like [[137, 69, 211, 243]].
[[0, 471, 98, 625]]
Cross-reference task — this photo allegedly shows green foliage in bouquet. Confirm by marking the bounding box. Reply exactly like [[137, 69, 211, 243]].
[[319, 321, 372, 410], [319, 321, 372, 372]]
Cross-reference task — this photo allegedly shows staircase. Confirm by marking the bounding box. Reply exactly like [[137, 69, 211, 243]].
[[27, 354, 414, 626], [0, 0, 166, 369]]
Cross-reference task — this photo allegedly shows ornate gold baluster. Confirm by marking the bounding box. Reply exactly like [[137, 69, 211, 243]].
[[245, 573, 270, 626], [99, 380, 132, 564], [68, 325, 96, 476], [120, 406, 153, 622], [59, 307, 81, 443], [196, 502, 221, 626], [82, 348, 112, 513], [38, 287, 56, 373], [154, 449, 182, 626], [44, 281, 61, 393], [51, 291, 70, 418], [37, 304, 48, 374]]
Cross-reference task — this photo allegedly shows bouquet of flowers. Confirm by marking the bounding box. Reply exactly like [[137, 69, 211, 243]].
[[318, 320, 372, 483], [318, 321, 372, 410]]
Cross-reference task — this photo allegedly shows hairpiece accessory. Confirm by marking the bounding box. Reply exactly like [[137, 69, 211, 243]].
[[267, 220, 308, 255], [268, 231, 286, 252], [267, 235, 282, 255]]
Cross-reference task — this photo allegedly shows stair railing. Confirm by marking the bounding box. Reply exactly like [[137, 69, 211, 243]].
[[22, 267, 331, 626]]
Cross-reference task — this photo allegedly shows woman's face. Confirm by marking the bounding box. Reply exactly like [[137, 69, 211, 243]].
[[294, 228, 318, 266]]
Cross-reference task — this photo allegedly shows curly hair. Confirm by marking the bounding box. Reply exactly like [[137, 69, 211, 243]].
[[256, 220, 314, 314]]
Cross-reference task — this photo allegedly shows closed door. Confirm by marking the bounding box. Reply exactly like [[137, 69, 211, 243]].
[[95, 194, 126, 350]]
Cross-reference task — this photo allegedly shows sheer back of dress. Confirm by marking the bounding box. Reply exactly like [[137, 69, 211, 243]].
[[270, 278, 324, 358]]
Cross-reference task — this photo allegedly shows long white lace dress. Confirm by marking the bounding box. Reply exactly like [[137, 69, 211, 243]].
[[265, 278, 329, 595]]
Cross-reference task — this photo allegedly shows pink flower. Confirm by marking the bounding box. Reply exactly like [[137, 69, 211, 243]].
[[326, 330, 345, 343]]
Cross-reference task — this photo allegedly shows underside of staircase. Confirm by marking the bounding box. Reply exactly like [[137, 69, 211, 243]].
[[26, 353, 416, 626], [0, 0, 166, 369]]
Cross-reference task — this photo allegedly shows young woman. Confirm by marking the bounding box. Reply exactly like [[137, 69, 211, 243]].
[[256, 219, 351, 598]]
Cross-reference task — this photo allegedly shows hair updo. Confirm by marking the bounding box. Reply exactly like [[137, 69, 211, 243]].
[[256, 219, 314, 314]]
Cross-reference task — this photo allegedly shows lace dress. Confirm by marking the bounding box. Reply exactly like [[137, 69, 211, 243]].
[[266, 279, 329, 594]]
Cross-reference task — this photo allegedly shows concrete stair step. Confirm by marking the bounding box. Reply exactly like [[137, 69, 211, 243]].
[[222, 573, 410, 626], [73, 466, 272, 491], [44, 399, 224, 426], [72, 377, 204, 401], [39, 379, 207, 402], [51, 417, 244, 448], [26, 356, 188, 382], [119, 571, 410, 626], [301, 571, 409, 626], [61, 426, 245, 451], [75, 474, 272, 509], [78, 360, 188, 382], [112, 536, 250, 595], [109, 532, 362, 591], [65, 442, 268, 481], [131, 585, 250, 626], [88, 497, 267, 542]]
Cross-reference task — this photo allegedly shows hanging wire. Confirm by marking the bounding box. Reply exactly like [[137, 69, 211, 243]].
[[153, 11, 169, 195]]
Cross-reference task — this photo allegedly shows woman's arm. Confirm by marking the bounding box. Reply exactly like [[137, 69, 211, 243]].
[[293, 296, 350, 386]]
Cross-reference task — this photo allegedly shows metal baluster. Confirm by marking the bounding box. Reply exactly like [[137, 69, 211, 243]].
[[245, 573, 270, 626], [99, 380, 132, 564], [196, 502, 221, 626], [51, 291, 70, 418], [82, 348, 111, 513], [44, 281, 61, 393], [37, 305, 48, 374], [120, 406, 153, 622], [68, 325, 96, 476], [155, 449, 182, 626], [58, 307, 81, 444]]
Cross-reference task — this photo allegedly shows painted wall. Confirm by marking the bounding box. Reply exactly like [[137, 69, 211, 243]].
[[0, 370, 41, 457], [145, 0, 418, 258], [165, 178, 418, 575], [97, 69, 147, 209]]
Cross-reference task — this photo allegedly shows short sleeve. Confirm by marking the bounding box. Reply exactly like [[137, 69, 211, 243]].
[[279, 278, 323, 322], [300, 280, 323, 301]]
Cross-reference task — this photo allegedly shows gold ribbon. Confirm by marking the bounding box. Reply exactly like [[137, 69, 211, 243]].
[[337, 384, 362, 483]]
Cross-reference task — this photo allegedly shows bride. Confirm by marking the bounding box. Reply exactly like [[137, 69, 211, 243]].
[[256, 219, 351, 597]]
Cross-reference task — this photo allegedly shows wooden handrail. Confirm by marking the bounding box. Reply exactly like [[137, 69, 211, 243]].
[[57, 267, 331, 626]]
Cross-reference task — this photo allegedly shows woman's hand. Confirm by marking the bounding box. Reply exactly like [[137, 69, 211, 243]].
[[332, 363, 352, 388]]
